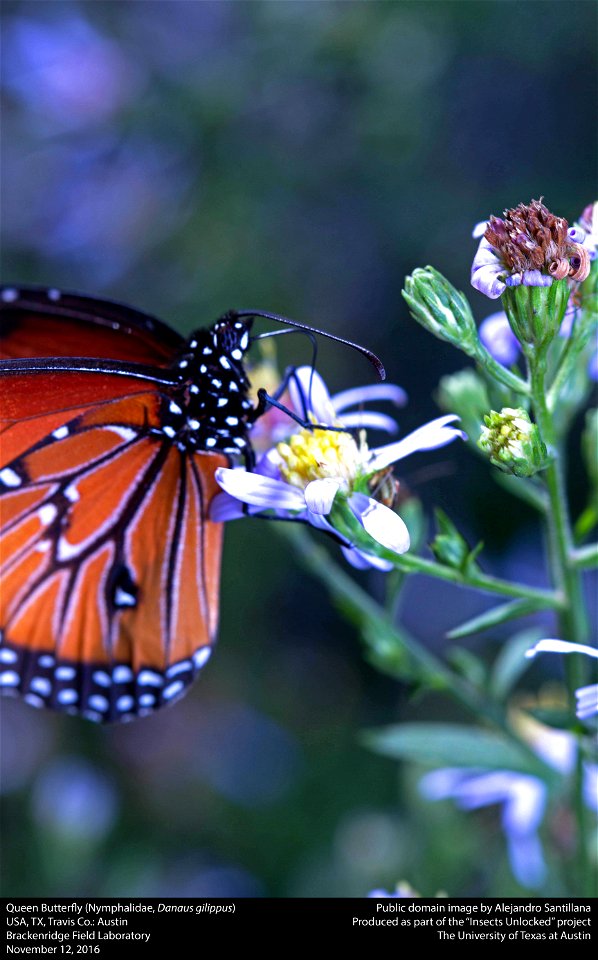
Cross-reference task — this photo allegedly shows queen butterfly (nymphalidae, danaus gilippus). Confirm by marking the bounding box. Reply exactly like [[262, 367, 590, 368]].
[[0, 285, 383, 724]]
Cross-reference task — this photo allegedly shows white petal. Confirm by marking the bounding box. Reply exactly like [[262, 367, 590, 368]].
[[420, 768, 470, 799], [368, 415, 466, 472], [348, 493, 410, 554], [502, 776, 547, 834], [575, 684, 598, 720], [304, 478, 341, 515], [584, 765, 598, 812], [505, 829, 547, 888], [525, 639, 598, 660], [531, 728, 575, 775], [472, 220, 488, 239], [339, 411, 398, 434], [210, 492, 246, 521], [288, 366, 336, 424], [214, 467, 305, 510], [471, 237, 507, 299], [332, 383, 407, 412]]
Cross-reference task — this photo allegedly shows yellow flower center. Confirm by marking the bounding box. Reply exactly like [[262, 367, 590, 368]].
[[277, 427, 367, 490]]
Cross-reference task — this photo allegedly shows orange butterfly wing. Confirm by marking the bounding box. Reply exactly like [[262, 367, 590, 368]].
[[1, 290, 230, 722]]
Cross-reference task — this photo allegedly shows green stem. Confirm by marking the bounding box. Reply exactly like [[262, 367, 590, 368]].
[[376, 550, 562, 608], [475, 344, 530, 396], [528, 348, 593, 894], [278, 525, 555, 781]]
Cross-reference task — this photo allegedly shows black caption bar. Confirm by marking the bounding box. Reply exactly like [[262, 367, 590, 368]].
[[3, 898, 596, 951]]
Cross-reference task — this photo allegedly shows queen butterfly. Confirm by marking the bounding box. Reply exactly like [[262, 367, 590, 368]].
[[0, 285, 382, 724]]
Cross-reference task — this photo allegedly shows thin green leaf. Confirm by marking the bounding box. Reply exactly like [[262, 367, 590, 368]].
[[362, 723, 542, 776], [446, 598, 543, 641]]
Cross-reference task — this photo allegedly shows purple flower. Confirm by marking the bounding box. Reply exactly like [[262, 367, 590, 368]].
[[212, 367, 465, 570], [471, 200, 590, 300], [420, 715, 598, 889], [478, 311, 520, 366], [421, 768, 548, 888]]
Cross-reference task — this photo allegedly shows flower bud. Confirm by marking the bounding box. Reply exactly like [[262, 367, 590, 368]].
[[402, 267, 478, 356], [478, 408, 550, 478], [431, 509, 478, 572], [501, 279, 570, 350]]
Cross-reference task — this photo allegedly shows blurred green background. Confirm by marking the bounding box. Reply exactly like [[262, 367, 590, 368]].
[[1, 0, 596, 896]]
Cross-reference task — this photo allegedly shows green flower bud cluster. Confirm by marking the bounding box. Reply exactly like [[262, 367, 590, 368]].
[[478, 408, 550, 478]]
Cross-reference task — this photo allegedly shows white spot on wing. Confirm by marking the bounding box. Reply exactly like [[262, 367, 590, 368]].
[[0, 468, 21, 488], [88, 695, 109, 712], [57, 689, 78, 704], [52, 425, 69, 440], [57, 537, 82, 561], [1, 671, 19, 686], [138, 670, 163, 687], [193, 647, 212, 669], [219, 357, 231, 370], [106, 426, 137, 442], [25, 693, 44, 708], [113, 665, 134, 683], [55, 666, 76, 681], [163, 679, 185, 701], [93, 671, 111, 687], [30, 677, 51, 696], [166, 660, 192, 678], [116, 695, 134, 712], [114, 587, 136, 607], [0, 649, 17, 663], [38, 505, 58, 525]]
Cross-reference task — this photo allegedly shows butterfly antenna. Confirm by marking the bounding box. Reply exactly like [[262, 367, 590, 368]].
[[234, 309, 385, 381]]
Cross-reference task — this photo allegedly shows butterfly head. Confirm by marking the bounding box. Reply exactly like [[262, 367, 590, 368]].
[[162, 315, 256, 458]]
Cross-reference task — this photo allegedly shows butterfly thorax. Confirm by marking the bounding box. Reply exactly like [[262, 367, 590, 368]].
[[156, 315, 254, 456]]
